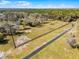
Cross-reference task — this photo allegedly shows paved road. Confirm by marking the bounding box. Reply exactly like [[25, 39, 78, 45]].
[[23, 28, 71, 59]]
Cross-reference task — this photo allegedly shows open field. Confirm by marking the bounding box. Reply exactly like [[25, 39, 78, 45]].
[[30, 20, 79, 59], [0, 20, 68, 51], [31, 32, 78, 59], [0, 9, 79, 59], [5, 20, 71, 59]]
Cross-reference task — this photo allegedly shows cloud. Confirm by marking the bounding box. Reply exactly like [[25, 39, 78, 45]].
[[0, 0, 77, 8], [0, 0, 31, 8], [32, 4, 76, 9], [56, 4, 75, 8], [16, 1, 31, 7], [0, 0, 11, 5]]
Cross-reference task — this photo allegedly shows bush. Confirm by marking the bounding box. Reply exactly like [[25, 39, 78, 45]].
[[67, 38, 77, 48], [28, 20, 40, 27], [26, 18, 41, 27]]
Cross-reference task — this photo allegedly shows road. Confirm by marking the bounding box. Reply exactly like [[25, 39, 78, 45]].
[[23, 28, 71, 59]]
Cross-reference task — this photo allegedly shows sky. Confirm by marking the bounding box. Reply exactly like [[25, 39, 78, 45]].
[[0, 0, 79, 8]]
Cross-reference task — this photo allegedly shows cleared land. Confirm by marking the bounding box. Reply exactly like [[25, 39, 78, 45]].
[[0, 9, 79, 59], [0, 20, 68, 51], [23, 28, 71, 59], [30, 33, 79, 59], [5, 20, 71, 59]]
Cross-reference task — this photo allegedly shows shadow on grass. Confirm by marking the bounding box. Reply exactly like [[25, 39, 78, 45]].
[[23, 27, 31, 30], [0, 39, 9, 45], [76, 44, 79, 49], [69, 44, 79, 49], [36, 24, 44, 28], [7, 31, 25, 36], [42, 21, 50, 24], [15, 32, 24, 35], [34, 21, 51, 28]]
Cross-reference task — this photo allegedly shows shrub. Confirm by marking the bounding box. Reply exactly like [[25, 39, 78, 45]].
[[67, 38, 76, 48], [28, 20, 40, 27]]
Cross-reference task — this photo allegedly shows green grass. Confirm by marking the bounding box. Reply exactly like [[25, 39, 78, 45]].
[[5, 21, 71, 59], [0, 20, 63, 51], [31, 29, 79, 59], [29, 20, 79, 59], [0, 20, 71, 59], [26, 20, 67, 39]]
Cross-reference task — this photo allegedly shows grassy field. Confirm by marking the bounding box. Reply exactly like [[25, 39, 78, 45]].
[[30, 20, 79, 59], [31, 33, 79, 59], [0, 20, 72, 59], [0, 20, 67, 51], [5, 20, 71, 59], [26, 20, 67, 39], [0, 9, 79, 59], [30, 34, 71, 59]]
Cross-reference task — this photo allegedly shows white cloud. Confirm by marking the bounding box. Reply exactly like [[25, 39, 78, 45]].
[[0, 0, 77, 8], [0, 0, 11, 5], [31, 4, 76, 9], [0, 0, 31, 8], [57, 4, 75, 8], [16, 1, 31, 7]]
